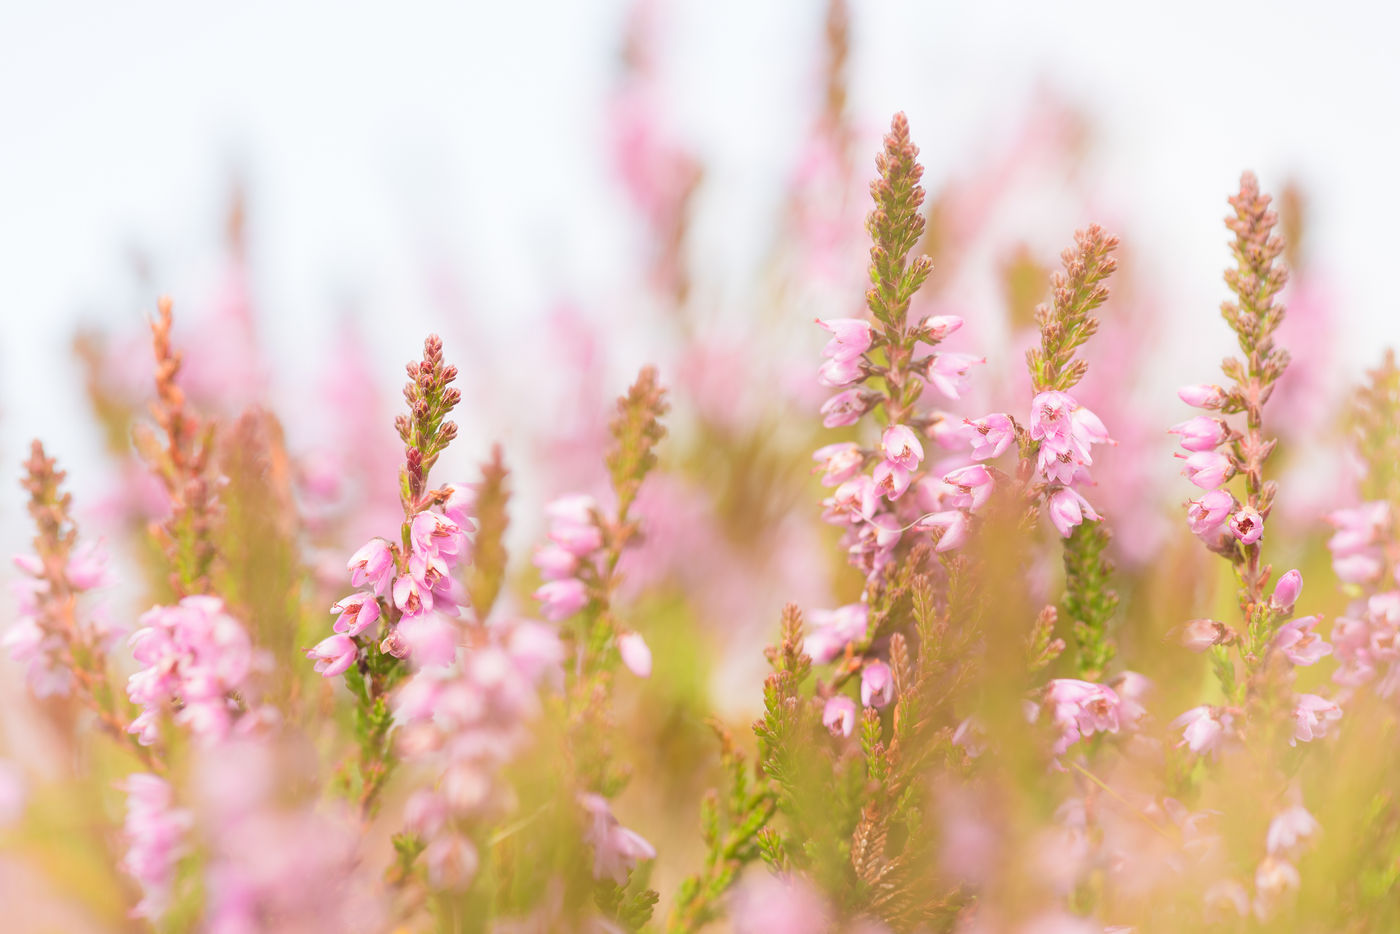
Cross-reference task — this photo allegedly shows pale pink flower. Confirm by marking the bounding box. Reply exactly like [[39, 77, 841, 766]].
[[928, 353, 984, 399], [534, 579, 589, 621], [731, 873, 833, 934], [1273, 616, 1331, 666], [120, 773, 191, 921], [1291, 694, 1342, 744], [398, 613, 459, 668], [1266, 804, 1319, 854], [331, 592, 381, 637], [830, 475, 879, 523], [880, 425, 924, 471], [441, 482, 477, 528], [873, 460, 912, 500], [965, 413, 1015, 460], [1178, 383, 1227, 409], [918, 314, 964, 342], [803, 604, 868, 663], [66, 539, 113, 590], [532, 543, 579, 581], [822, 695, 857, 737], [860, 661, 895, 708], [1178, 450, 1233, 490], [424, 834, 480, 890], [920, 510, 968, 552], [1029, 391, 1078, 447], [1037, 443, 1081, 485], [546, 494, 603, 557], [1187, 489, 1236, 536], [1271, 569, 1303, 614], [943, 464, 994, 511], [1045, 679, 1122, 754], [1180, 618, 1227, 652], [308, 634, 358, 678], [816, 318, 874, 362], [817, 355, 864, 387], [1229, 507, 1264, 544], [579, 794, 656, 884], [1168, 415, 1228, 452], [1173, 705, 1231, 756], [812, 442, 864, 487], [348, 538, 395, 596], [1046, 488, 1101, 538], [820, 389, 868, 428], [617, 632, 652, 678], [1254, 856, 1301, 919]]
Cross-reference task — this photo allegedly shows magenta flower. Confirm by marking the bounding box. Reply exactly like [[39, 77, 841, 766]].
[[1178, 383, 1227, 409], [1271, 569, 1303, 613], [1168, 415, 1228, 452], [617, 632, 652, 678], [928, 352, 984, 400], [812, 442, 864, 487], [348, 537, 395, 597], [1273, 616, 1332, 666], [1046, 488, 1101, 538], [1228, 507, 1264, 544], [331, 592, 381, 637], [535, 578, 589, 621], [1178, 450, 1234, 490], [816, 317, 874, 362], [1186, 489, 1236, 536], [1173, 705, 1231, 756], [822, 696, 857, 737], [308, 634, 358, 678], [1291, 694, 1342, 744], [860, 660, 895, 708], [820, 389, 868, 428], [965, 413, 1015, 461]]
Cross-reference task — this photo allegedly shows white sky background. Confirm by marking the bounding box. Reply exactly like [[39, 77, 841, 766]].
[[2, 0, 1400, 527]]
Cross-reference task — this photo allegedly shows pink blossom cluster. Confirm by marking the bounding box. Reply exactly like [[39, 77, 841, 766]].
[[126, 595, 262, 745], [1171, 395, 1265, 546], [579, 792, 657, 885], [1333, 593, 1400, 696], [394, 619, 565, 889], [1041, 677, 1143, 756], [1327, 502, 1390, 584], [2, 542, 115, 697], [119, 773, 191, 921]]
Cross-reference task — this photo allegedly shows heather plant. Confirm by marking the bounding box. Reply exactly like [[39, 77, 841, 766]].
[[7, 14, 1400, 934]]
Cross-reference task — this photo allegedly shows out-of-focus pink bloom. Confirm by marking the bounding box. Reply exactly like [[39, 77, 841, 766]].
[[1179, 450, 1233, 490], [394, 573, 430, 616], [918, 314, 964, 342], [66, 540, 113, 590], [804, 604, 868, 663], [617, 632, 652, 678], [398, 613, 459, 668], [1045, 679, 1122, 754], [1266, 805, 1319, 854], [1180, 618, 1227, 652], [424, 834, 480, 890], [120, 773, 190, 922], [1229, 507, 1264, 544], [920, 510, 968, 552], [928, 353, 984, 400], [532, 543, 579, 581], [812, 442, 864, 487], [348, 538, 395, 597], [1187, 489, 1236, 536], [1271, 569, 1303, 614], [1273, 616, 1331, 666], [1169, 416, 1228, 452], [880, 425, 924, 471], [818, 355, 865, 387], [822, 695, 857, 737], [820, 389, 868, 428], [944, 465, 994, 511], [1046, 488, 1101, 538], [1291, 694, 1342, 744], [860, 661, 895, 708], [308, 634, 358, 678], [816, 318, 873, 362], [441, 482, 476, 528], [1204, 880, 1251, 921], [1109, 671, 1151, 726], [731, 873, 833, 934], [930, 413, 975, 450], [535, 579, 589, 621], [965, 413, 1015, 460], [873, 460, 912, 500], [331, 592, 381, 637], [1070, 405, 1111, 448], [579, 793, 656, 885], [1254, 856, 1301, 919], [1173, 705, 1232, 756], [546, 494, 603, 557], [1178, 383, 1227, 409], [1327, 502, 1389, 584]]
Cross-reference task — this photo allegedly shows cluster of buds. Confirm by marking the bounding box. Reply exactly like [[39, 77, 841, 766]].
[[127, 595, 264, 745], [395, 619, 564, 890], [5, 541, 115, 697], [1333, 592, 1400, 697], [1040, 677, 1142, 756]]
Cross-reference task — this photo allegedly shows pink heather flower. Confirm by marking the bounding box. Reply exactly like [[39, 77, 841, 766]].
[[1168, 415, 1228, 452], [830, 475, 878, 522], [965, 413, 1015, 460], [822, 696, 857, 737], [816, 317, 874, 362], [120, 773, 190, 922], [872, 460, 912, 501], [731, 873, 833, 934], [1179, 450, 1234, 490], [1070, 404, 1111, 449], [348, 538, 395, 596], [1273, 616, 1332, 666], [1037, 444, 1080, 485], [617, 632, 652, 678], [804, 604, 868, 663], [1178, 383, 1227, 409], [535, 578, 589, 621], [918, 314, 964, 342], [1229, 507, 1264, 544], [880, 425, 924, 471], [1046, 488, 1101, 538], [1327, 502, 1388, 584], [66, 539, 113, 590], [1045, 679, 1122, 754], [1267, 805, 1320, 855], [1291, 694, 1342, 745], [579, 794, 656, 885], [930, 413, 975, 450], [928, 352, 984, 400], [424, 834, 480, 890], [1254, 857, 1301, 918], [812, 442, 864, 487], [411, 510, 468, 562], [860, 661, 895, 708], [820, 389, 867, 428], [818, 355, 864, 387], [1029, 391, 1077, 446], [1187, 489, 1236, 535], [943, 465, 994, 511], [920, 510, 968, 552], [532, 542, 579, 581], [331, 592, 381, 637], [546, 494, 603, 557], [394, 573, 431, 616], [1173, 705, 1231, 756], [308, 634, 358, 678], [1271, 569, 1303, 614], [1109, 671, 1151, 726], [398, 613, 459, 668], [441, 482, 477, 528], [1180, 618, 1227, 652]]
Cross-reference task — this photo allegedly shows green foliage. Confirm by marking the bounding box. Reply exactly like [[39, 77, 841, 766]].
[[606, 365, 669, 518], [467, 445, 511, 619], [1061, 520, 1119, 680], [865, 112, 932, 332], [1025, 225, 1118, 393]]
